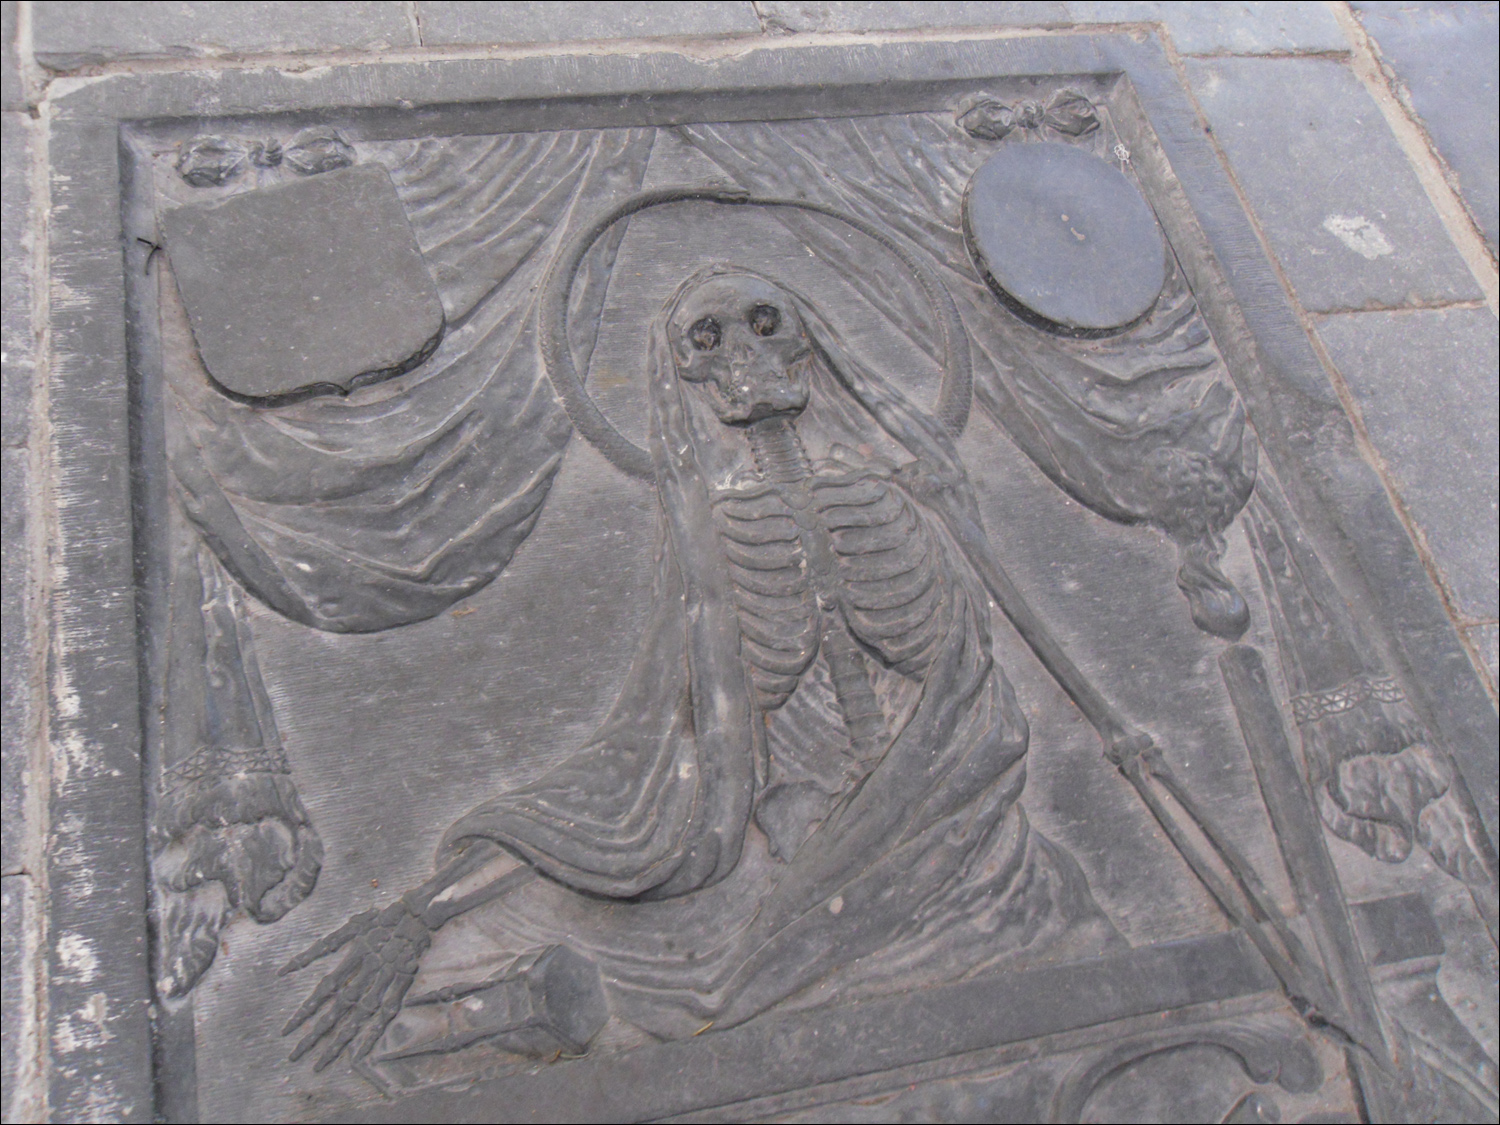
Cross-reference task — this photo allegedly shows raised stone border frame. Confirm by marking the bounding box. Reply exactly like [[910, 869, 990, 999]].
[[28, 28, 1498, 1122]]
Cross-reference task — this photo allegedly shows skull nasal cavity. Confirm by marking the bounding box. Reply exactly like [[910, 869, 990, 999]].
[[750, 305, 780, 337], [689, 317, 721, 351]]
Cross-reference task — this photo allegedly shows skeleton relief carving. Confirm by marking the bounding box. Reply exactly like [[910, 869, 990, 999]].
[[280, 261, 1120, 1069], [134, 89, 1496, 1123]]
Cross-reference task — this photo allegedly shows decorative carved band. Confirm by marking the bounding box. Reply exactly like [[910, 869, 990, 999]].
[[162, 744, 292, 792], [1290, 676, 1405, 725]]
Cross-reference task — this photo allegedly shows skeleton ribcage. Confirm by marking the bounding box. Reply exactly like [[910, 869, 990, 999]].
[[712, 469, 952, 713], [817, 475, 954, 679], [712, 489, 819, 711]]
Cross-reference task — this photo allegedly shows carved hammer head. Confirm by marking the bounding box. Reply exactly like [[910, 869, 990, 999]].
[[669, 273, 813, 425]]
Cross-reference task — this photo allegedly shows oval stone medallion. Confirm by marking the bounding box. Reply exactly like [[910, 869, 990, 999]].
[[964, 142, 1168, 334]]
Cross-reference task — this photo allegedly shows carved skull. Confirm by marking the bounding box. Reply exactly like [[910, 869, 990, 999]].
[[670, 274, 813, 425]]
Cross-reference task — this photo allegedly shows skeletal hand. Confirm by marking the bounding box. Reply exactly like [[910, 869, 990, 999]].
[[280, 896, 431, 1070]]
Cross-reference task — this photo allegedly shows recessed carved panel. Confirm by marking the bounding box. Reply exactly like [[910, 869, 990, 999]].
[[104, 53, 1498, 1124]]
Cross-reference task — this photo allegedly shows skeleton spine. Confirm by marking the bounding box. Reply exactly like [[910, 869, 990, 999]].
[[745, 414, 813, 485], [747, 417, 888, 765]]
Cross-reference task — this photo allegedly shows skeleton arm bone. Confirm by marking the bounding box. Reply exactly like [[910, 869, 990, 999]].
[[408, 840, 536, 927]]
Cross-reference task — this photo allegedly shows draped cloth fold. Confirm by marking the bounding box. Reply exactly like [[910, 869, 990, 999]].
[[165, 129, 655, 634], [153, 130, 655, 995]]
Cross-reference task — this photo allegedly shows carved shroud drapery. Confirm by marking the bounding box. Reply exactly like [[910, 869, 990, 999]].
[[421, 290, 1118, 1038], [155, 130, 655, 994]]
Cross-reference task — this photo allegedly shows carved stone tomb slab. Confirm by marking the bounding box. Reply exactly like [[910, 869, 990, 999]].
[[40, 34, 1498, 1124]]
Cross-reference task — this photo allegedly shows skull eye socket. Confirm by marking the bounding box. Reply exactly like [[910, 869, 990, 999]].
[[749, 304, 781, 337], [688, 317, 721, 351]]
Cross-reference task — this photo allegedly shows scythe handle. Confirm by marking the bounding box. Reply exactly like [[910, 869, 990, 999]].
[[957, 516, 1149, 759], [966, 530, 1389, 1067]]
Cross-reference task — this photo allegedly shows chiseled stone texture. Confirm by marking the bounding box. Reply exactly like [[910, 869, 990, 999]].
[[2, 112, 32, 447], [1187, 56, 1483, 313], [1353, 0, 1499, 255], [1, 1, 22, 110], [416, 1, 761, 44], [1, 446, 29, 876], [1, 874, 34, 1122], [1316, 307, 1499, 622], [1467, 622, 1499, 690], [756, 1, 1066, 30], [1, 113, 32, 882], [1068, 1, 1349, 54], [31, 1, 418, 70]]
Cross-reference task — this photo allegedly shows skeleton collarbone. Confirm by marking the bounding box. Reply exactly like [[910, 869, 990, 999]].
[[711, 459, 951, 715]]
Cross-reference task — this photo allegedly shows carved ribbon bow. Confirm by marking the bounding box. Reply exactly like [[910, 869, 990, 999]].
[[176, 128, 356, 187], [957, 90, 1101, 141]]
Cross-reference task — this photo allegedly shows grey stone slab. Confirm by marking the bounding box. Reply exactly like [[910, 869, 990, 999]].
[[33, 34, 1500, 1122], [1, 874, 34, 1122], [163, 162, 445, 402], [31, 1, 417, 70], [1068, 1, 1349, 54], [1187, 56, 1482, 313], [1353, 1, 1499, 255], [2, 112, 32, 447], [1316, 307, 1499, 621], [415, 1, 761, 45], [1, 2, 21, 111], [38, 103, 153, 1125], [1466, 622, 1498, 688], [1, 447, 29, 876], [755, 1, 1067, 32]]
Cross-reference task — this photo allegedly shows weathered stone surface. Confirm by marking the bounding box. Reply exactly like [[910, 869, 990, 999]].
[[1, 447, 29, 875], [163, 163, 445, 402], [758, 1, 1067, 30], [1067, 1, 1349, 54], [2, 112, 31, 447], [15, 26, 1500, 1125], [1467, 623, 1498, 690], [1187, 56, 1483, 313], [1353, 0, 1500, 255], [1, 1, 22, 111], [416, 1, 761, 44], [1316, 307, 1499, 621], [32, 1, 417, 69], [1, 874, 34, 1122]]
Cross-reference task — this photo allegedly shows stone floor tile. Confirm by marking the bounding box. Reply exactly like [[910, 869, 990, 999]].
[[416, 1, 761, 45], [1, 446, 30, 875], [1, 874, 34, 1121], [1187, 56, 1482, 313], [1067, 1, 1349, 54], [1353, 1, 1499, 255], [31, 1, 417, 70], [1316, 307, 1499, 621], [2, 2, 21, 111], [755, 1, 1067, 32], [3, 112, 33, 448]]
